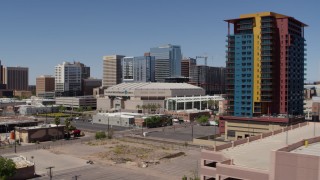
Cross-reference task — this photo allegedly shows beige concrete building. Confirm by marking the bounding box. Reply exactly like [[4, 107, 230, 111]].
[[97, 82, 205, 113], [7, 155, 35, 180], [200, 122, 320, 180], [36, 75, 55, 97], [165, 110, 211, 122], [15, 124, 65, 143], [103, 55, 125, 88], [219, 115, 304, 141], [14, 90, 32, 98], [55, 96, 96, 109]]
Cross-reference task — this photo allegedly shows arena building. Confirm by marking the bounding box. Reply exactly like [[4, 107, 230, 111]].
[[97, 82, 205, 113]]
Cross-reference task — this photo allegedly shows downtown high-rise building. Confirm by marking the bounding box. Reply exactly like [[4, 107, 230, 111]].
[[189, 65, 225, 95], [181, 57, 196, 78], [55, 61, 87, 96], [225, 12, 307, 117], [102, 55, 125, 88], [150, 44, 182, 82], [36, 75, 55, 97], [122, 55, 155, 83], [122, 57, 134, 82], [3, 66, 29, 91]]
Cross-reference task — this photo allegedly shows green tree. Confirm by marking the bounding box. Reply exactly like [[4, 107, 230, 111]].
[[150, 104, 157, 114], [0, 156, 16, 180], [136, 105, 141, 112], [147, 104, 152, 114], [196, 115, 209, 125], [142, 105, 147, 114], [58, 105, 66, 112], [145, 116, 161, 128], [207, 100, 216, 110], [64, 118, 73, 139], [86, 106, 92, 111], [64, 118, 71, 131], [77, 107, 84, 112], [54, 117, 61, 139], [157, 104, 162, 113]]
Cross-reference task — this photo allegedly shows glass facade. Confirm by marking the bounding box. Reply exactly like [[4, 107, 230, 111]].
[[122, 56, 155, 83], [150, 44, 182, 82]]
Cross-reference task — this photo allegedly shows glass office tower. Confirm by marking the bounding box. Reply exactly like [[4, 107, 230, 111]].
[[150, 44, 182, 82]]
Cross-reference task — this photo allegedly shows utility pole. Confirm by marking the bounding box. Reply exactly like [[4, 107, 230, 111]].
[[46, 166, 55, 180], [191, 123, 194, 140], [107, 117, 110, 138], [14, 127, 16, 153], [45, 105, 48, 124]]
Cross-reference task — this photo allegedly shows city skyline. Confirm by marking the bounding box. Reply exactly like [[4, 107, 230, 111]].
[[0, 0, 319, 84]]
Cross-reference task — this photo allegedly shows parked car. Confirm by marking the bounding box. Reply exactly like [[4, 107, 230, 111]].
[[72, 129, 81, 137]]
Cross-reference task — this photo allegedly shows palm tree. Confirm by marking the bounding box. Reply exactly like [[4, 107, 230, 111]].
[[208, 100, 218, 110], [150, 104, 157, 114], [142, 105, 146, 114], [64, 118, 71, 139], [157, 104, 162, 113], [54, 117, 61, 139], [147, 104, 152, 114], [87, 106, 92, 111], [136, 105, 141, 113]]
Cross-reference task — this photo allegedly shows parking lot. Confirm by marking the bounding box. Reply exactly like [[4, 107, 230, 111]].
[[139, 124, 219, 141]]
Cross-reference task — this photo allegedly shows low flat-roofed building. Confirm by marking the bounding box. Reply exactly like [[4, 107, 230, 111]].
[[165, 109, 211, 122], [15, 124, 65, 143], [55, 96, 96, 109], [97, 82, 205, 113], [0, 119, 39, 133], [18, 105, 59, 115], [219, 115, 305, 140], [26, 97, 56, 106], [14, 90, 32, 98], [200, 122, 320, 180], [93, 112, 139, 127], [0, 98, 26, 109], [3, 155, 35, 180]]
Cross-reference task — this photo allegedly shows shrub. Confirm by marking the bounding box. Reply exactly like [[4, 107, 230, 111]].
[[107, 129, 114, 139], [0, 157, 16, 179], [95, 131, 107, 140]]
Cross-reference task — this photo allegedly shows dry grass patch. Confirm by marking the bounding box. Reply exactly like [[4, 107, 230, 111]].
[[85, 139, 119, 146]]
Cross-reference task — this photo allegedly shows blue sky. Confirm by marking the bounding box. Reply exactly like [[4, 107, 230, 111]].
[[0, 0, 319, 84]]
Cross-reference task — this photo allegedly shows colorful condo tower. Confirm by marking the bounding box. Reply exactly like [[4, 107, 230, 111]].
[[225, 12, 307, 117]]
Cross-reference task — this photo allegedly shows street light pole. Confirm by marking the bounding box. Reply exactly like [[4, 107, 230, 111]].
[[14, 127, 16, 153], [286, 115, 289, 145], [191, 123, 194, 140], [107, 117, 110, 138]]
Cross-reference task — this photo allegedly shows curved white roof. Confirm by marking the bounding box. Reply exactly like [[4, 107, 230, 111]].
[[106, 82, 203, 91]]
